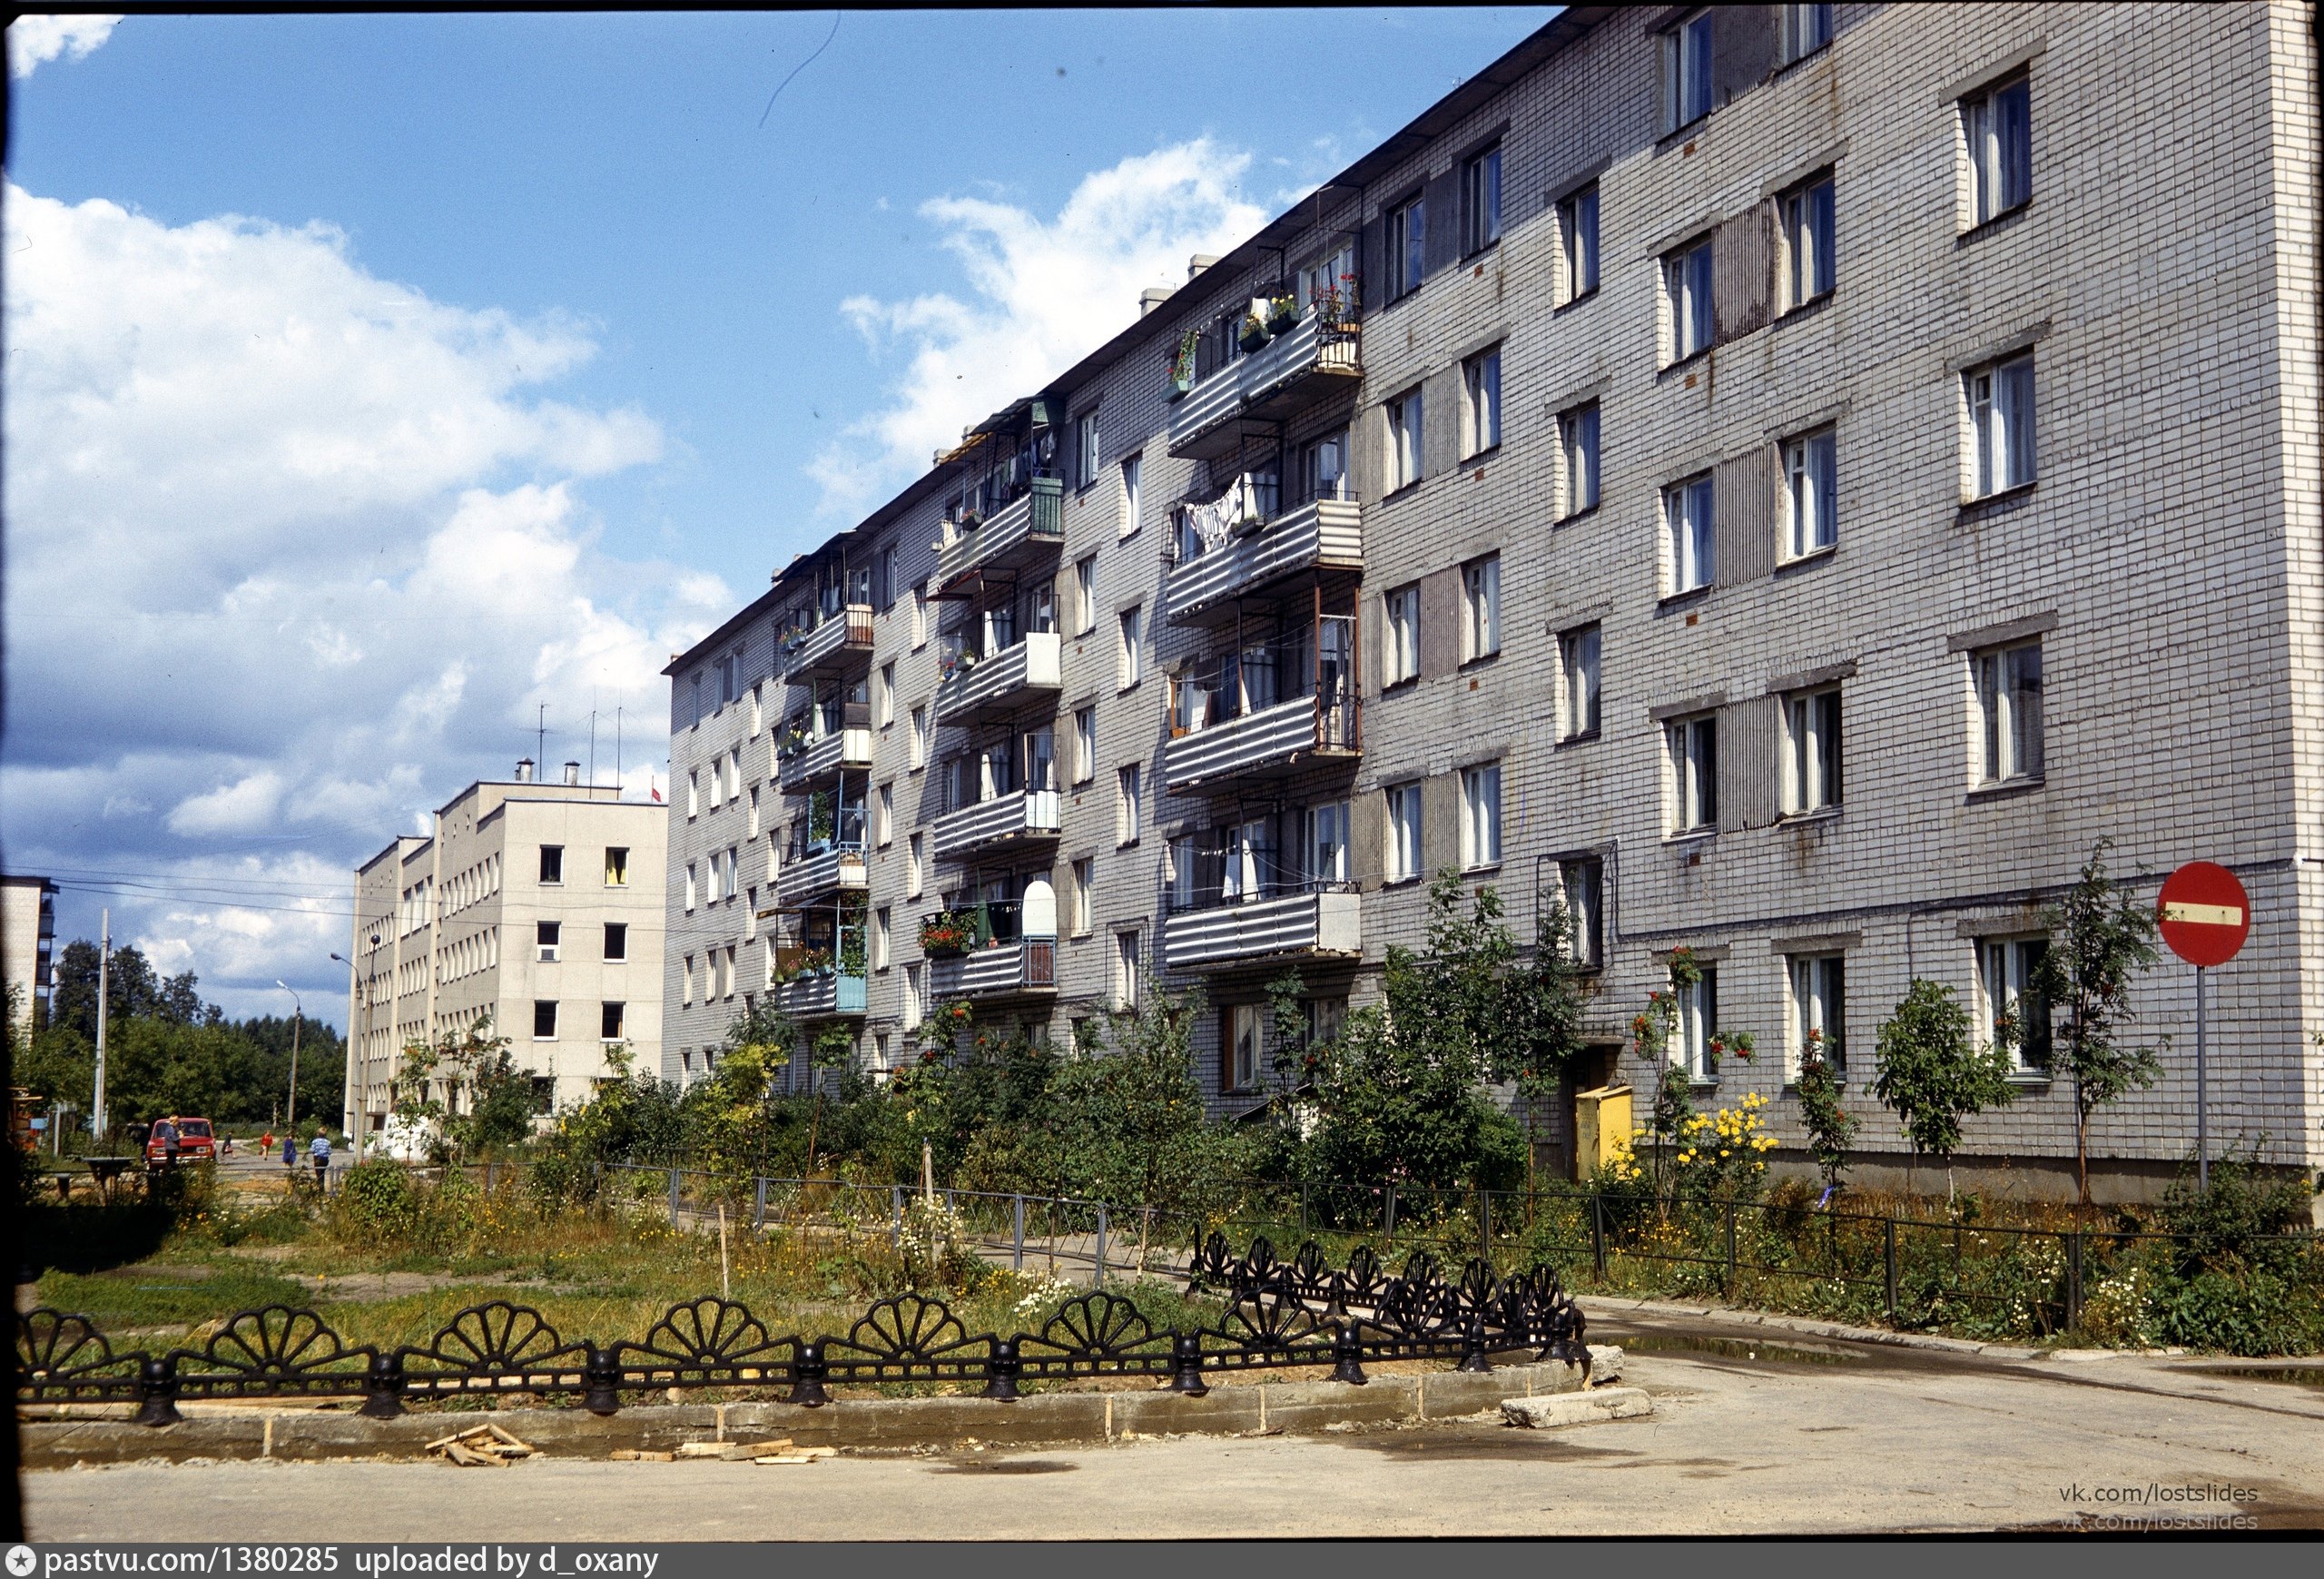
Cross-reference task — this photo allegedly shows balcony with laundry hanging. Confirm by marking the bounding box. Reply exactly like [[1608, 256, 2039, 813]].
[[1160, 814, 1361, 972], [1162, 441, 1363, 629], [1166, 270, 1361, 462]]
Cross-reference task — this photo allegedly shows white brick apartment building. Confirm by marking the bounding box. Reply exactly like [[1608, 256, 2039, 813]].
[[665, 3, 2321, 1199], [346, 765, 668, 1132]]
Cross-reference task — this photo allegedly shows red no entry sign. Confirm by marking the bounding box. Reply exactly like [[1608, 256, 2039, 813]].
[[2157, 861, 2250, 968]]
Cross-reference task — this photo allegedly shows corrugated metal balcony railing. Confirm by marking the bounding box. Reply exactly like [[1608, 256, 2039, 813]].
[[1161, 693, 1359, 794], [777, 725, 872, 794], [1163, 497, 1363, 627], [933, 632, 1062, 727], [776, 971, 867, 1021], [774, 845, 867, 909], [932, 789, 1062, 862], [934, 478, 1064, 595], [1163, 889, 1362, 972], [779, 606, 874, 682], [928, 937, 1058, 1002], [1167, 310, 1361, 461]]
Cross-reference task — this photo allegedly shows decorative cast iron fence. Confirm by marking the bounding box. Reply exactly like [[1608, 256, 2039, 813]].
[[15, 1235, 1587, 1427]]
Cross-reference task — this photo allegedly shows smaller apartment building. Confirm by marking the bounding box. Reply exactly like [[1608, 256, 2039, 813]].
[[346, 765, 668, 1131], [1, 873, 60, 1036]]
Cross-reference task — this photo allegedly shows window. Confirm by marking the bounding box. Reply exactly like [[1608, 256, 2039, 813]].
[[1556, 183, 1600, 305], [881, 546, 901, 611], [1780, 2, 1831, 63], [1964, 75, 2032, 224], [1117, 764, 1141, 846], [604, 923, 627, 962], [1461, 348, 1502, 459], [537, 921, 561, 963], [1780, 174, 1835, 308], [1981, 937, 2053, 1071], [873, 906, 891, 972], [533, 1000, 557, 1040], [1462, 143, 1502, 253], [1664, 473, 1715, 594], [1120, 453, 1142, 538], [1967, 353, 2037, 497], [1073, 706, 1096, 785], [1074, 554, 1098, 635], [1118, 606, 1143, 688], [876, 782, 893, 847], [1667, 714, 1718, 834], [686, 770, 700, 818], [1384, 782, 1423, 882], [1561, 857, 1603, 968], [1460, 762, 1502, 869], [1783, 429, 1838, 558], [1783, 687, 1844, 814], [684, 862, 697, 912], [1661, 9, 1714, 132], [1384, 585, 1421, 685], [1664, 239, 1714, 362], [907, 832, 924, 899], [902, 963, 924, 1031], [748, 787, 761, 839], [1974, 641, 2044, 785], [1385, 388, 1424, 492], [749, 685, 763, 738], [1386, 192, 1426, 299], [1114, 931, 1141, 1010], [902, 704, 925, 771], [1075, 410, 1101, 489], [1557, 403, 1600, 518], [1789, 954, 1846, 1076], [538, 844, 564, 884], [911, 584, 929, 648], [874, 1032, 891, 1071], [1561, 625, 1601, 739], [877, 662, 895, 728], [1227, 1002, 1263, 1093], [1071, 857, 1094, 935], [1295, 244, 1355, 314], [707, 758, 723, 811], [1675, 966, 1718, 1081], [682, 956, 694, 1006], [1462, 556, 1501, 661], [600, 1002, 625, 1041], [1308, 800, 1351, 885]]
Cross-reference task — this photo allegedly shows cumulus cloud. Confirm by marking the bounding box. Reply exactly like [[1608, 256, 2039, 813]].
[[2, 184, 721, 1021], [7, 14, 119, 79], [810, 138, 1266, 515]]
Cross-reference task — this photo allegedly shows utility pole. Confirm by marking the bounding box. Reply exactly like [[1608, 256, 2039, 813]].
[[92, 908, 110, 1141], [332, 951, 364, 1164], [277, 981, 302, 1135]]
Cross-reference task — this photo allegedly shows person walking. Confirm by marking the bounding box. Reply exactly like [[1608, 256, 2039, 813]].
[[154, 1117, 181, 1169], [309, 1129, 332, 1192], [281, 1130, 297, 1175]]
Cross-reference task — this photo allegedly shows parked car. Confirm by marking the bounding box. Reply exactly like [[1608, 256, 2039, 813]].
[[144, 1116, 217, 1164]]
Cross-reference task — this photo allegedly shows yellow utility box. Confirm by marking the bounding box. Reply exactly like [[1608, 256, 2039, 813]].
[[1572, 1084, 1633, 1183]]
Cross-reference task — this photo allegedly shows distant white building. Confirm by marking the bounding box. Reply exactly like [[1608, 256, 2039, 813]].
[[345, 763, 668, 1135], [1, 873, 59, 1035]]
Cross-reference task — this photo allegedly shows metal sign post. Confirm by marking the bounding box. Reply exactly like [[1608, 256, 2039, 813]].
[[2156, 861, 2251, 1193]]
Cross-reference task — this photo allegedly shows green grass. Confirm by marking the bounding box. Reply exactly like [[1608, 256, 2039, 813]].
[[34, 1267, 313, 1329]]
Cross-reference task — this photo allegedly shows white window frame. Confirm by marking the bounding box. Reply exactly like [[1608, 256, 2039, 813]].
[[1076, 410, 1102, 489], [1118, 606, 1143, 689], [1228, 1002, 1263, 1093], [1459, 762, 1502, 870], [1974, 640, 2044, 785], [1966, 353, 2037, 498], [1980, 935, 2052, 1072], [1384, 584, 1421, 686], [1666, 714, 1718, 835], [1114, 930, 1141, 1011], [1119, 452, 1142, 538], [902, 962, 924, 1031], [684, 862, 698, 912], [1558, 402, 1600, 518], [1072, 706, 1097, 785], [877, 662, 895, 728], [1675, 966, 1718, 1081], [1117, 764, 1142, 846], [1664, 473, 1715, 595], [1387, 192, 1426, 300], [1560, 856, 1603, 968], [907, 832, 924, 900], [909, 704, 929, 771], [1385, 388, 1424, 493], [1074, 554, 1098, 635], [1071, 857, 1094, 936], [876, 782, 894, 847], [1787, 954, 1846, 1078], [1556, 183, 1600, 305], [1783, 429, 1837, 559], [1964, 74, 2032, 226], [1661, 9, 1714, 133], [1781, 686, 1843, 814], [1461, 556, 1501, 662], [1460, 347, 1502, 459], [1384, 782, 1423, 883], [911, 584, 929, 649], [536, 921, 561, 964], [1779, 173, 1836, 309], [1664, 239, 1714, 363], [1560, 624, 1601, 740]]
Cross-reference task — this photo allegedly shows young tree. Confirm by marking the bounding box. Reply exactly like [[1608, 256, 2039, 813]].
[[1871, 980, 2016, 1202], [1501, 898, 1592, 1193], [1795, 1030, 1856, 1196], [1628, 950, 1698, 1203], [2032, 840, 2166, 1213]]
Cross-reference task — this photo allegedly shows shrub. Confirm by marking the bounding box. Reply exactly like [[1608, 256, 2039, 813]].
[[334, 1160, 423, 1242]]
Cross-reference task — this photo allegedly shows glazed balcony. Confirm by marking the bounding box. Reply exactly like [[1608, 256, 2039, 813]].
[[932, 788, 1062, 862], [774, 844, 867, 910], [777, 606, 874, 683], [933, 631, 1062, 727], [1163, 888, 1362, 972], [776, 725, 872, 794], [1161, 693, 1360, 794], [1163, 496, 1363, 628], [1167, 308, 1361, 462], [934, 477, 1065, 596]]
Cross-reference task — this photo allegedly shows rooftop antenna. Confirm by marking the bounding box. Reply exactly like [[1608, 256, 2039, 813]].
[[589, 705, 598, 786], [615, 706, 624, 790], [536, 704, 546, 773]]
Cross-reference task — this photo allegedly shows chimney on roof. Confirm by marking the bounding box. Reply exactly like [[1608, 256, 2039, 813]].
[[1187, 254, 1221, 281], [564, 761, 580, 786], [515, 757, 534, 783], [1139, 286, 1175, 316]]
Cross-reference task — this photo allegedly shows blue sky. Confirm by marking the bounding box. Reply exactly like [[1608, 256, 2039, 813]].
[[4, 8, 1551, 1024]]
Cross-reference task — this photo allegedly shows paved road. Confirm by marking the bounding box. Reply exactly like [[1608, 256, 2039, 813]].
[[26, 1314, 2324, 1538]]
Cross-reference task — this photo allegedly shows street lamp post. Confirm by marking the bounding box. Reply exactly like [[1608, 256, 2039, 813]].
[[330, 951, 364, 1165], [275, 981, 302, 1139]]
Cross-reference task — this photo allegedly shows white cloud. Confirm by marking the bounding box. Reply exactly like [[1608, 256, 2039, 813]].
[[7, 14, 120, 79], [3, 183, 718, 1022], [811, 138, 1266, 515]]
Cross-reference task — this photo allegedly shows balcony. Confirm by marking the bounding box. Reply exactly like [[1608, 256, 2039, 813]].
[[775, 844, 867, 909], [935, 477, 1064, 596], [1164, 497, 1363, 628], [934, 631, 1062, 727], [933, 788, 1062, 862], [777, 725, 872, 794], [776, 969, 867, 1021], [1167, 309, 1361, 461], [1164, 888, 1362, 972], [928, 936, 1058, 1002], [778, 606, 874, 683], [1162, 693, 1359, 794]]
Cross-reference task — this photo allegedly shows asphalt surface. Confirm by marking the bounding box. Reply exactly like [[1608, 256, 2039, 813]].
[[25, 1312, 2324, 1538]]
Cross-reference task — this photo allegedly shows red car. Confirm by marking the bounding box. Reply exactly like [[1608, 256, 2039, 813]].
[[144, 1116, 217, 1164]]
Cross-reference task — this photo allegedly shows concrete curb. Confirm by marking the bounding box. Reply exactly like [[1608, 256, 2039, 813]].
[[21, 1360, 1586, 1468], [1578, 1295, 2043, 1360], [1501, 1387, 1653, 1428]]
